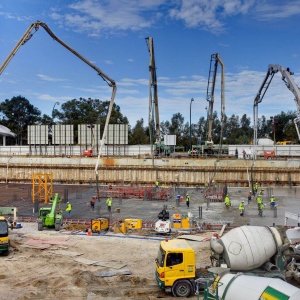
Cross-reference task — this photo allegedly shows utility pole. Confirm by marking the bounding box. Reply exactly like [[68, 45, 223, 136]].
[[189, 98, 194, 151]]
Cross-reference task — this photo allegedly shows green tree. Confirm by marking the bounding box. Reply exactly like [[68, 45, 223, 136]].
[[271, 111, 298, 142], [55, 98, 128, 143], [55, 98, 128, 126], [0, 96, 41, 145], [195, 116, 207, 143], [129, 118, 149, 144]]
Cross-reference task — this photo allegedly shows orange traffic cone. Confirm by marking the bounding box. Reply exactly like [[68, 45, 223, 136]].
[[87, 228, 92, 236]]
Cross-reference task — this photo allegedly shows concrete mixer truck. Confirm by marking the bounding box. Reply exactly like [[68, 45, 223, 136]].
[[155, 225, 295, 297], [198, 270, 300, 300], [210, 225, 291, 280]]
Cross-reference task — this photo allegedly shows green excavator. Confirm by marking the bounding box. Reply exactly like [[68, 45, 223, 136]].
[[38, 193, 63, 231]]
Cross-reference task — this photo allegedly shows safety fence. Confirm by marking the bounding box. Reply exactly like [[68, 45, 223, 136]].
[[205, 187, 224, 202], [99, 186, 174, 201]]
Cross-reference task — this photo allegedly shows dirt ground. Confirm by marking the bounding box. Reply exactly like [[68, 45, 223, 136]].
[[2, 223, 213, 300]]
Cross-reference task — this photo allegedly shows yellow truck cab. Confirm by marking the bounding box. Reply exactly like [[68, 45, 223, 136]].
[[155, 238, 204, 297], [0, 217, 9, 256]]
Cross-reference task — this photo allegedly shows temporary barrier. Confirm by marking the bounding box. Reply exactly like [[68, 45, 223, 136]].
[[99, 185, 173, 201]]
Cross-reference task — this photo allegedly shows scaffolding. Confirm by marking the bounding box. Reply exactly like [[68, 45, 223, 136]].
[[32, 173, 53, 203]]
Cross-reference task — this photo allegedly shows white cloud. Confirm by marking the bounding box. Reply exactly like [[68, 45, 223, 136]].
[[37, 94, 70, 102], [169, 0, 256, 34], [254, 1, 300, 21], [104, 60, 113, 65], [50, 0, 165, 36], [37, 74, 67, 82]]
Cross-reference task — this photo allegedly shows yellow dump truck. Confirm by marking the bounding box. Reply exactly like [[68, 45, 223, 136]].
[[155, 238, 213, 297], [0, 217, 9, 256]]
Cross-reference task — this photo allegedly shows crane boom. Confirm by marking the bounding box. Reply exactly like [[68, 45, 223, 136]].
[[0, 20, 117, 198], [253, 64, 300, 151]]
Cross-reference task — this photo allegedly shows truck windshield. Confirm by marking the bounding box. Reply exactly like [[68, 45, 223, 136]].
[[0, 221, 8, 237], [156, 246, 166, 267]]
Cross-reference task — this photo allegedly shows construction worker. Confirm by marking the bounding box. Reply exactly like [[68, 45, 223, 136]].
[[256, 195, 263, 208], [247, 190, 252, 203], [259, 189, 264, 196], [65, 201, 72, 218], [90, 197, 95, 211], [186, 194, 190, 208], [224, 195, 231, 210], [253, 182, 258, 196], [106, 196, 112, 213], [258, 202, 265, 217], [239, 201, 245, 216], [275, 177, 279, 186], [155, 180, 159, 189], [270, 195, 276, 208]]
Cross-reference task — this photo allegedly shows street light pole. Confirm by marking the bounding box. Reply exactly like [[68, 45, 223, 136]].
[[52, 102, 60, 123], [189, 98, 194, 151]]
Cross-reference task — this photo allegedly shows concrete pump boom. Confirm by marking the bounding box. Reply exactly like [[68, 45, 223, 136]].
[[145, 37, 160, 145], [206, 53, 225, 145], [253, 64, 300, 156], [0, 20, 117, 199]]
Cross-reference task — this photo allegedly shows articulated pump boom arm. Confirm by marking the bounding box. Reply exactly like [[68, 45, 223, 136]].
[[206, 53, 225, 143], [145, 37, 160, 144], [253, 64, 300, 147], [0, 20, 117, 196]]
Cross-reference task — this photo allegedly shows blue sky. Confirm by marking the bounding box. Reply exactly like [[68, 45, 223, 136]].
[[1, 0, 300, 127]]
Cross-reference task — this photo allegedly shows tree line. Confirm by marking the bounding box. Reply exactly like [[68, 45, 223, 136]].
[[0, 95, 298, 147]]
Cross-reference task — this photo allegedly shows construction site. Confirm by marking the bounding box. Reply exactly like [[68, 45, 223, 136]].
[[2, 21, 300, 300]]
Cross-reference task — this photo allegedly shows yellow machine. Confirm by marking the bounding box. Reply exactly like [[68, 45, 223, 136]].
[[124, 219, 142, 229], [0, 217, 9, 256], [172, 213, 191, 229], [155, 238, 212, 297], [91, 218, 109, 233], [113, 219, 143, 234]]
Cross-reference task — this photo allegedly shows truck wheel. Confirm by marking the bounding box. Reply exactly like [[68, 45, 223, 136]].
[[55, 221, 61, 231], [172, 280, 192, 297], [38, 222, 43, 231], [2, 250, 9, 256]]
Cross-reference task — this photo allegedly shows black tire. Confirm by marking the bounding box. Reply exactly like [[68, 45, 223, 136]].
[[2, 250, 9, 256], [172, 280, 193, 297], [38, 221, 43, 231], [55, 221, 61, 231]]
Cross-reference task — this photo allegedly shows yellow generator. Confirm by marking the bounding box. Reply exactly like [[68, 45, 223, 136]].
[[124, 219, 142, 229], [172, 213, 182, 229], [91, 218, 109, 233], [172, 213, 191, 229]]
